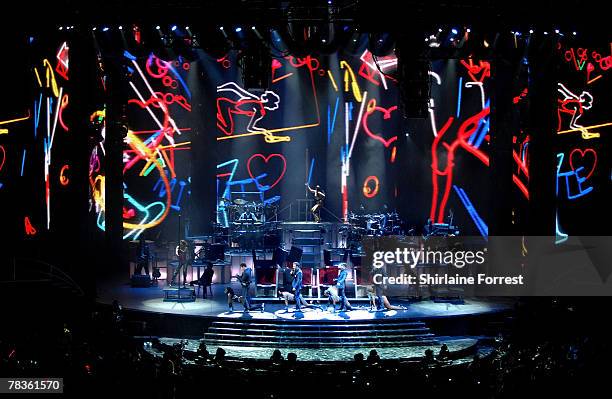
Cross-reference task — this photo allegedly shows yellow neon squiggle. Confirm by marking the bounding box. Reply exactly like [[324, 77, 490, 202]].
[[340, 61, 363, 102], [123, 131, 172, 230], [43, 59, 59, 98]]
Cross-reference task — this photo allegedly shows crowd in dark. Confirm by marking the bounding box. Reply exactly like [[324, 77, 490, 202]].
[[1, 297, 610, 398]]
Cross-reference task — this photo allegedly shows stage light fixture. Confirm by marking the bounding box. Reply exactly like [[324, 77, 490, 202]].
[[554, 29, 559, 34], [251, 26, 256, 30], [572, 31, 577, 35], [466, 28, 471, 33], [451, 28, 458, 35], [219, 26, 224, 31], [59, 26, 63, 31], [156, 25, 161, 30], [102, 27, 109, 32], [92, 27, 97, 31], [118, 25, 123, 30], [543, 31, 548, 35], [172, 25, 178, 31], [529, 29, 534, 34], [438, 28, 443, 32], [235, 27, 242, 33]]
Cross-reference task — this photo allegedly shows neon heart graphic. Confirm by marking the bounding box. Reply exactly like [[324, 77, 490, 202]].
[[361, 99, 398, 148], [569, 148, 597, 180], [247, 153, 287, 190]]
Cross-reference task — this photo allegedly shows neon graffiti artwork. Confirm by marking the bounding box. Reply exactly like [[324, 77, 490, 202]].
[[556, 149, 597, 200], [216, 55, 322, 143], [430, 107, 490, 224], [122, 52, 192, 239]]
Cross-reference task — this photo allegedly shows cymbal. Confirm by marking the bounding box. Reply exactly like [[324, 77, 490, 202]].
[[233, 198, 247, 205]]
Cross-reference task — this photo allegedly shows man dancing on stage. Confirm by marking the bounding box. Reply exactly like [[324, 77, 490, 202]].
[[305, 183, 326, 223], [323, 286, 353, 312], [292, 262, 303, 312], [170, 240, 189, 286], [235, 263, 263, 312], [334, 263, 353, 312]]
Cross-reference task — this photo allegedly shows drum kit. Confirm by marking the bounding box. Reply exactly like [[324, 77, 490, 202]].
[[219, 197, 281, 250], [348, 210, 403, 237]]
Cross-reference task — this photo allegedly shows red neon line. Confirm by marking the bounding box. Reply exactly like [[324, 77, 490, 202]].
[[512, 150, 529, 178], [512, 174, 529, 199]]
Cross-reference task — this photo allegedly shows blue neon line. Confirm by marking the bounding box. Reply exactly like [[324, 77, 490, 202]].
[[144, 131, 161, 145], [307, 157, 315, 186], [473, 117, 490, 149], [468, 98, 490, 146], [453, 185, 488, 238], [123, 50, 137, 60], [456, 77, 463, 118], [467, 119, 483, 145], [20, 150, 26, 176], [328, 97, 340, 144]]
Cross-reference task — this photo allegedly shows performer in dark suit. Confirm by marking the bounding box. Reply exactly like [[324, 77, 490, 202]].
[[134, 236, 150, 276], [334, 263, 352, 311], [292, 262, 303, 311], [170, 240, 189, 286], [236, 263, 263, 312]]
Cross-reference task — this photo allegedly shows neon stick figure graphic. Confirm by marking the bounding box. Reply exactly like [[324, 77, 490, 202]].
[[557, 83, 598, 139], [216, 82, 285, 142]]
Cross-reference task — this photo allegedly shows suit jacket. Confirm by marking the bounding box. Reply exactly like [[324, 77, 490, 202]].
[[292, 268, 303, 290], [240, 268, 252, 287], [336, 269, 348, 289]]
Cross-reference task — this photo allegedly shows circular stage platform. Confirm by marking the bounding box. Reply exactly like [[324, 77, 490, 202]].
[[98, 278, 513, 321], [99, 278, 513, 361]]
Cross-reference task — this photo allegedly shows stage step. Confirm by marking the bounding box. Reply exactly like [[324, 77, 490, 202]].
[[203, 319, 438, 348]]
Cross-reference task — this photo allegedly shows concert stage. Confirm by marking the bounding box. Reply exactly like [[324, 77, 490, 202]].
[[98, 277, 513, 360]]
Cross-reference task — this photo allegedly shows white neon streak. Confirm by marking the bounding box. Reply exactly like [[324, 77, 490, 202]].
[[429, 106, 438, 138], [345, 102, 349, 147], [49, 87, 63, 163], [428, 71, 441, 85], [428, 71, 442, 137], [465, 81, 485, 109], [131, 59, 182, 137], [348, 91, 368, 161], [46, 97, 50, 142]]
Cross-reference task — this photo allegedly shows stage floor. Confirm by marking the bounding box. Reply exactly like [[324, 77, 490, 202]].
[[97, 278, 513, 321]]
